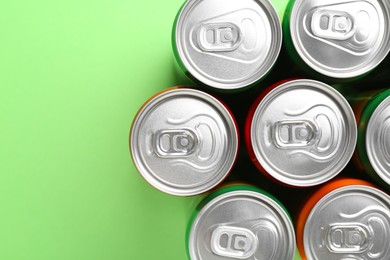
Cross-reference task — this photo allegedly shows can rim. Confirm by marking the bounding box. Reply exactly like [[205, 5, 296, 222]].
[[303, 185, 390, 259], [175, 0, 282, 90], [188, 189, 296, 260], [130, 88, 239, 196], [290, 0, 390, 79], [250, 79, 357, 187]]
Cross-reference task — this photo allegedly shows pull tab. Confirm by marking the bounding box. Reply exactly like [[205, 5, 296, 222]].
[[326, 224, 371, 253], [197, 22, 242, 52], [210, 226, 257, 259], [273, 120, 318, 148], [311, 9, 355, 40], [153, 129, 197, 158]]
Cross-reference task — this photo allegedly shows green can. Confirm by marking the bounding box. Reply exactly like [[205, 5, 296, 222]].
[[172, 0, 283, 91], [356, 89, 390, 190], [284, 0, 390, 81], [186, 184, 299, 259]]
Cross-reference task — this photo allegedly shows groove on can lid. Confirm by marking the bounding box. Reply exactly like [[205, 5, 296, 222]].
[[290, 0, 390, 78], [174, 0, 282, 90], [189, 189, 296, 260], [130, 88, 238, 196], [303, 185, 390, 259], [250, 79, 357, 187]]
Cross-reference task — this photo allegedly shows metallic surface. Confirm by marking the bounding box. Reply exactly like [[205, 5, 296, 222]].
[[189, 190, 296, 260], [251, 79, 357, 186], [366, 95, 390, 186], [304, 185, 390, 260], [174, 0, 282, 90], [130, 88, 238, 196], [290, 0, 390, 78]]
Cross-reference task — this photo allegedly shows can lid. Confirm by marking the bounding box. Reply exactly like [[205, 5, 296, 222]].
[[366, 95, 390, 186], [130, 88, 238, 196], [290, 0, 390, 78], [251, 79, 357, 187], [189, 190, 296, 260], [175, 0, 282, 90], [304, 185, 390, 260]]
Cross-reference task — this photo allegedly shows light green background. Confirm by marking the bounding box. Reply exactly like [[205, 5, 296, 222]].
[[0, 0, 294, 259]]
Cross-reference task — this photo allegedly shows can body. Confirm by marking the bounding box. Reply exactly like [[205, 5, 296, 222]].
[[245, 79, 357, 187], [187, 184, 296, 260], [172, 0, 282, 91], [296, 178, 390, 260], [354, 89, 390, 189], [285, 0, 390, 81], [129, 87, 239, 196]]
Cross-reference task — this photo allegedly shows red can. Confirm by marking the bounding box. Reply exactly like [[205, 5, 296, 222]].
[[245, 79, 357, 187]]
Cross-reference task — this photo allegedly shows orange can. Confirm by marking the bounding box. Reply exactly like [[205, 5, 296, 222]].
[[296, 178, 389, 260]]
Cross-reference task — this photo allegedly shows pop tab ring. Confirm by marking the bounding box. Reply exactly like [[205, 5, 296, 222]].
[[210, 226, 257, 259], [196, 22, 243, 52]]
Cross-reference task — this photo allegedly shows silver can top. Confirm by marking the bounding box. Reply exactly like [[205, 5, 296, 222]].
[[304, 185, 390, 260], [130, 88, 238, 196], [174, 0, 282, 90], [290, 0, 390, 79], [366, 95, 390, 186], [250, 79, 357, 186], [189, 189, 296, 260]]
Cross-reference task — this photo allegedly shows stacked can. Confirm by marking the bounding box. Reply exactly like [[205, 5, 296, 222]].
[[187, 184, 296, 260], [128, 0, 390, 259], [284, 0, 390, 81], [354, 89, 390, 189], [245, 79, 357, 187], [130, 87, 239, 196], [172, 0, 282, 91], [296, 178, 390, 260]]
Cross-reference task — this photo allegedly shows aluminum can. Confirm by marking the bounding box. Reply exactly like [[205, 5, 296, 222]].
[[246, 79, 357, 187], [187, 184, 296, 259], [355, 88, 390, 189], [287, 0, 390, 80], [296, 178, 390, 260], [130, 87, 239, 196], [172, 0, 282, 91]]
